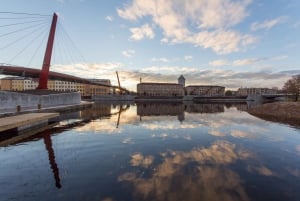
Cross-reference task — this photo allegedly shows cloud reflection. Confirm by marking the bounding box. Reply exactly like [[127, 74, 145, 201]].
[[130, 153, 154, 168], [119, 141, 252, 201]]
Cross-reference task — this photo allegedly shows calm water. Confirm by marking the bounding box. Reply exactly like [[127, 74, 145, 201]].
[[0, 102, 300, 201]]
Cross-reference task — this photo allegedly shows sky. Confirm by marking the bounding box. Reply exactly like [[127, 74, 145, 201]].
[[1, 0, 300, 91]]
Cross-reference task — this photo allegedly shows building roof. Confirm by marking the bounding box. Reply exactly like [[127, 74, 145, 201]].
[[138, 82, 182, 86], [0, 76, 27, 80], [178, 75, 185, 79], [186, 85, 225, 88]]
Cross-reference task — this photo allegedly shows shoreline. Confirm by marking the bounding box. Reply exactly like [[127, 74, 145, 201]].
[[248, 101, 300, 127]]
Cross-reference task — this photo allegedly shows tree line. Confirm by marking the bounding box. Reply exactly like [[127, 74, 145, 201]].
[[282, 74, 300, 101]]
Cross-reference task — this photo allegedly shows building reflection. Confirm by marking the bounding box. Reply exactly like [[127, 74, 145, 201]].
[[136, 102, 254, 123], [184, 103, 224, 113], [80, 103, 112, 120], [137, 103, 184, 116], [137, 103, 185, 122]]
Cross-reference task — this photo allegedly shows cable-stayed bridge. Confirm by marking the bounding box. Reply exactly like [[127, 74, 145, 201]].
[[0, 12, 129, 93]]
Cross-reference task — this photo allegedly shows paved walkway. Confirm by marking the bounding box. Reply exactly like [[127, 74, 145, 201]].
[[0, 113, 59, 132]]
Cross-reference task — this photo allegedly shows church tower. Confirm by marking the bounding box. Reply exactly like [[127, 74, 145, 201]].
[[178, 75, 185, 87]]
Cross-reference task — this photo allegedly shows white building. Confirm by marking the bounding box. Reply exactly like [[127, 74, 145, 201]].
[[237, 88, 277, 96]]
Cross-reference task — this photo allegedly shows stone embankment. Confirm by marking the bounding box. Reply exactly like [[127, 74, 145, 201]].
[[248, 102, 300, 127]]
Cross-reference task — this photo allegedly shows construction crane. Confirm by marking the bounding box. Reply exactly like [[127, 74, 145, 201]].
[[116, 71, 122, 94]]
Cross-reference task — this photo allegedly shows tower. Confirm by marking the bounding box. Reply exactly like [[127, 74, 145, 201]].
[[178, 75, 185, 87], [37, 13, 58, 89]]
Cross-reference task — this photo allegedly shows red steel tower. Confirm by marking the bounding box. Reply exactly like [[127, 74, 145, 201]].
[[37, 13, 58, 89]]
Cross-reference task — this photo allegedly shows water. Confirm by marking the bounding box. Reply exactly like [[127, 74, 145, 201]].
[[0, 102, 300, 201]]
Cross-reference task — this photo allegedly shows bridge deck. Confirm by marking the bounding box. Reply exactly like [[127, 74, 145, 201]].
[[0, 113, 59, 132]]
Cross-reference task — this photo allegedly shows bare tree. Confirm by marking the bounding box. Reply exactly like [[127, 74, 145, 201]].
[[282, 74, 300, 101]]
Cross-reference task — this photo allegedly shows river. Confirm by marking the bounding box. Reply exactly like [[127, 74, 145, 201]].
[[0, 102, 300, 201]]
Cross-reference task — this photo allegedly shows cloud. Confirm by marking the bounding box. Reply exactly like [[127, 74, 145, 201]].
[[105, 16, 114, 21], [271, 55, 288, 60], [129, 24, 155, 41], [184, 55, 193, 61], [209, 59, 230, 67], [51, 62, 299, 91], [232, 58, 265, 66], [210, 57, 268, 67], [151, 57, 169, 63], [122, 49, 135, 57], [251, 16, 287, 31], [141, 66, 198, 74], [118, 0, 256, 54]]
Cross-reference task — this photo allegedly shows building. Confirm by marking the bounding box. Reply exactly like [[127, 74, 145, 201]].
[[85, 79, 111, 96], [178, 75, 185, 87], [0, 77, 111, 97], [0, 77, 26, 91], [137, 83, 184, 97], [237, 88, 277, 96], [185, 85, 225, 96]]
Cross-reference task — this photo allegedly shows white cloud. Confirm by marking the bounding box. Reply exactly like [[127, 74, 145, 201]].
[[118, 0, 256, 54], [151, 57, 169, 63], [122, 49, 135, 57], [141, 66, 198, 74], [271, 55, 288, 60], [184, 55, 193, 61], [233, 58, 264, 66], [209, 59, 230, 67], [50, 62, 299, 91], [129, 24, 155, 41], [210, 57, 266, 67], [160, 38, 169, 43], [251, 16, 287, 31], [105, 16, 113, 21]]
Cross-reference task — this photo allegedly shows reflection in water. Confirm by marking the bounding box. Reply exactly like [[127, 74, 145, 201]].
[[119, 141, 251, 201], [185, 103, 225, 113], [1, 103, 300, 201], [137, 103, 250, 122], [43, 130, 61, 189]]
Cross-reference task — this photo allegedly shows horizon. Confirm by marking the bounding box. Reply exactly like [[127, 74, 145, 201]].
[[1, 0, 300, 91]]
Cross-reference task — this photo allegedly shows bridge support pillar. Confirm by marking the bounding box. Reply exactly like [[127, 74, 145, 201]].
[[37, 13, 58, 89]]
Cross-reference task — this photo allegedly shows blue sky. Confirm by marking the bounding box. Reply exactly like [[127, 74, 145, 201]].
[[1, 0, 300, 91]]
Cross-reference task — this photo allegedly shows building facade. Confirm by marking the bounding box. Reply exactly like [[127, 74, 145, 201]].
[[185, 85, 225, 96], [0, 77, 111, 97], [237, 88, 277, 96], [0, 77, 25, 91], [137, 83, 184, 97], [85, 79, 111, 96]]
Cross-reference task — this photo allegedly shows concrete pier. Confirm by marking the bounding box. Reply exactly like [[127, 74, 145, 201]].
[[0, 91, 81, 110], [0, 113, 59, 132]]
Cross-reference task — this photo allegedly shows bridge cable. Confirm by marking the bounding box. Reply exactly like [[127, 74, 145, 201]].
[[0, 19, 48, 28], [58, 22, 87, 63], [0, 21, 49, 38], [0, 11, 51, 16], [0, 22, 49, 50], [27, 26, 50, 67], [8, 24, 50, 64]]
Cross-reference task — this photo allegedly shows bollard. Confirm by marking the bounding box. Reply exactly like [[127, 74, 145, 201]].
[[17, 105, 21, 112]]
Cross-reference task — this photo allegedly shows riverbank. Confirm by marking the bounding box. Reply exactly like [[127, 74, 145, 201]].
[[248, 101, 300, 127]]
